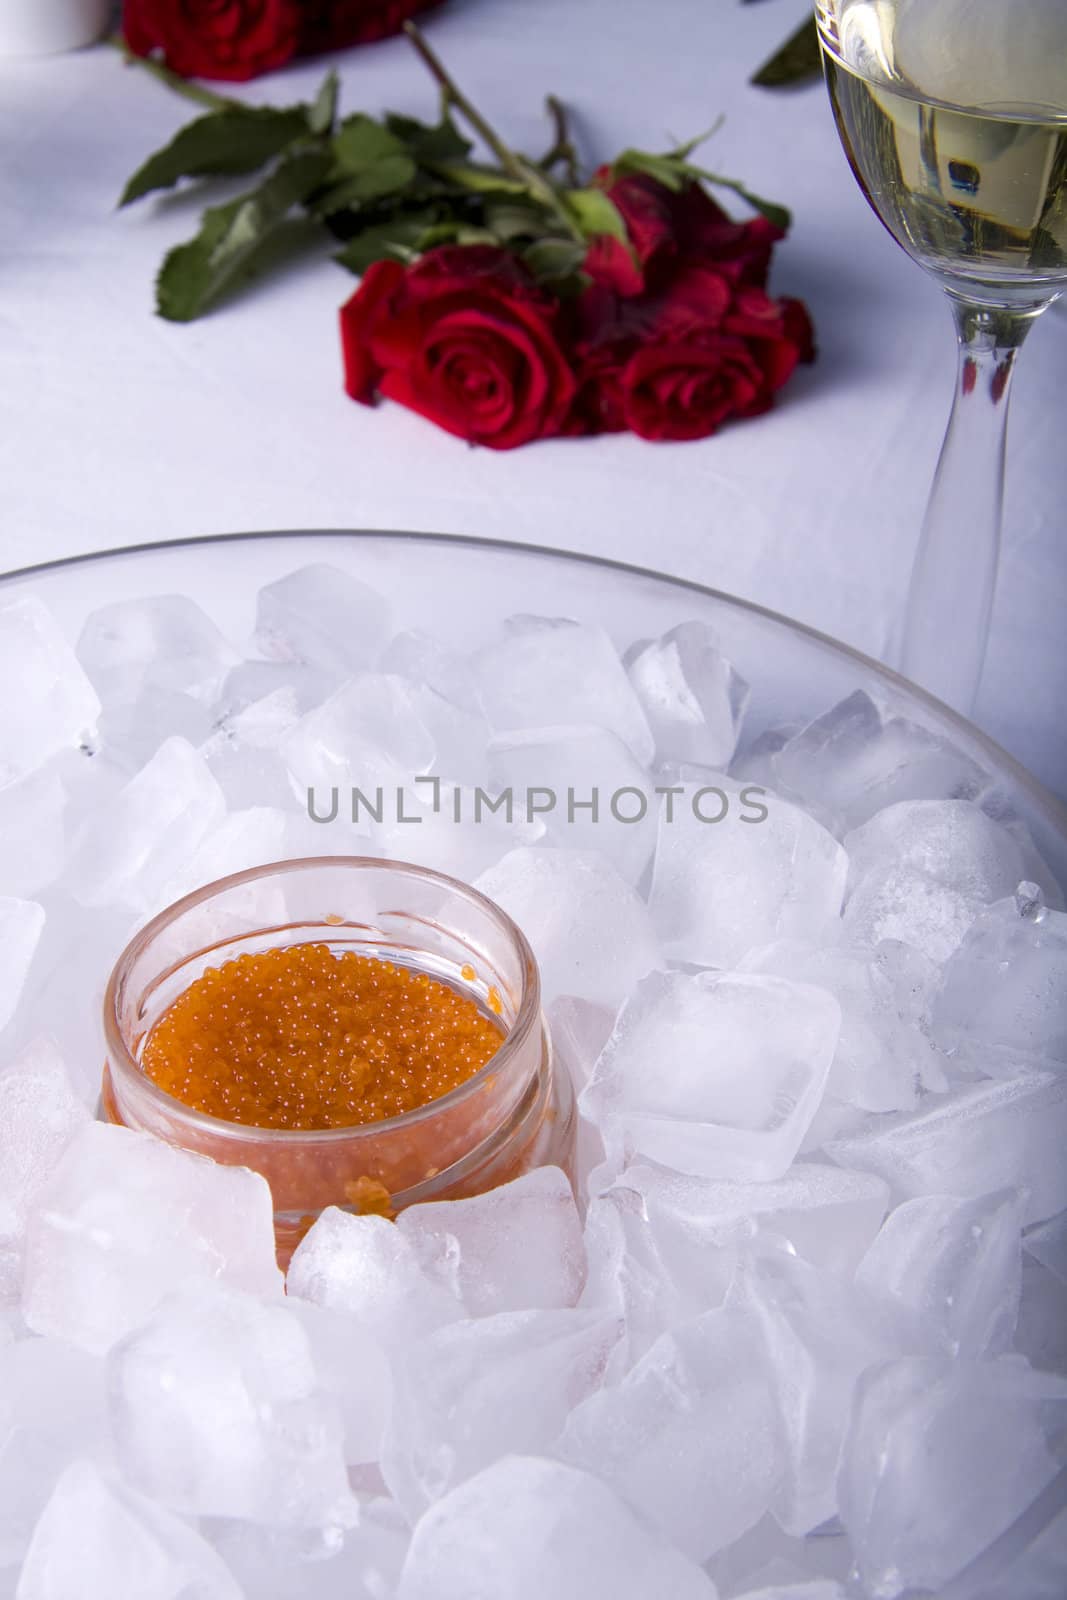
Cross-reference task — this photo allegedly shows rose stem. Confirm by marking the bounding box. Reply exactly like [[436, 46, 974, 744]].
[[107, 33, 239, 113], [402, 22, 582, 240]]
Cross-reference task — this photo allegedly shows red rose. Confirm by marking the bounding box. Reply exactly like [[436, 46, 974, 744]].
[[298, 0, 442, 53], [585, 171, 785, 296], [573, 261, 814, 442], [123, 0, 302, 81], [340, 246, 578, 450]]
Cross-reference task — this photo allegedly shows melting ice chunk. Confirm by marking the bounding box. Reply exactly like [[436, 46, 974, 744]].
[[557, 1303, 781, 1560], [475, 848, 660, 1010], [396, 1167, 586, 1318], [625, 621, 749, 769], [839, 1356, 1067, 1598], [649, 779, 848, 967], [108, 1284, 354, 1527], [394, 1454, 719, 1600], [934, 895, 1067, 1069], [16, 1458, 241, 1600], [255, 565, 391, 678], [0, 595, 100, 790], [472, 616, 654, 765], [582, 970, 840, 1181], [22, 1122, 282, 1353]]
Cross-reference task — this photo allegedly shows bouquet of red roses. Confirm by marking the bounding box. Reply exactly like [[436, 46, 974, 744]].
[[119, 24, 814, 449]]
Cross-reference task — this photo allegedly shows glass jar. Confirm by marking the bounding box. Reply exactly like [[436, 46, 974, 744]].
[[102, 856, 576, 1263]]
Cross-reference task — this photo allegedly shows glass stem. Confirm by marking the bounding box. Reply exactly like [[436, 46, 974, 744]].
[[895, 295, 1038, 716]]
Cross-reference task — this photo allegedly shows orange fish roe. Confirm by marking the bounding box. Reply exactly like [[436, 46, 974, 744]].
[[140, 944, 504, 1130]]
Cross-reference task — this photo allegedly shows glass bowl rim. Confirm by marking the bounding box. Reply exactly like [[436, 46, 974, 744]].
[[103, 851, 544, 1145], [4, 525, 1061, 836]]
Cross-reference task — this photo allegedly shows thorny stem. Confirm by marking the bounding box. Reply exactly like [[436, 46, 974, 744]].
[[403, 22, 582, 239], [108, 34, 238, 113]]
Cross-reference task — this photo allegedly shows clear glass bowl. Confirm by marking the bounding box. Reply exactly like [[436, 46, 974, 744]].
[[3, 528, 1064, 874], [102, 855, 575, 1263]]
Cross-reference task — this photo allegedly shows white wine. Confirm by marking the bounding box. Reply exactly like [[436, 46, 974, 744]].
[[817, 0, 1067, 296]]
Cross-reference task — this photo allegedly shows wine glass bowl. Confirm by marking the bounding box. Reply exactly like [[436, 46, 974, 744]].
[[814, 0, 1067, 712]]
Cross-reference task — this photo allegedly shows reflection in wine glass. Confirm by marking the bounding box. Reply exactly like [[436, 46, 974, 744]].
[[815, 0, 1067, 714]]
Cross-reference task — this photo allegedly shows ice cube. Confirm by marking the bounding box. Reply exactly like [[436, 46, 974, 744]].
[[22, 1121, 283, 1354], [758, 691, 987, 834], [0, 1337, 109, 1568], [287, 1299, 392, 1467], [625, 621, 749, 769], [75, 595, 239, 772], [557, 1303, 780, 1561], [855, 1189, 1025, 1357], [739, 940, 945, 1112], [965, 1490, 1067, 1600], [0, 900, 45, 1035], [839, 1356, 1067, 1598], [548, 996, 617, 1092], [216, 659, 336, 720], [610, 1158, 890, 1278], [472, 616, 654, 765], [16, 1459, 241, 1600], [282, 674, 435, 807], [286, 1207, 462, 1342], [474, 848, 660, 1010], [578, 1188, 704, 1372], [844, 799, 1027, 905], [108, 1283, 354, 1527], [77, 595, 237, 705], [843, 862, 980, 964], [0, 895, 137, 1102], [0, 769, 66, 900], [0, 595, 100, 790], [743, 1245, 927, 1537], [0, 1038, 90, 1303], [396, 1167, 586, 1318], [648, 779, 848, 968], [156, 806, 290, 910], [581, 971, 840, 1181], [395, 1454, 719, 1600], [208, 1502, 410, 1600], [202, 686, 307, 811], [380, 630, 483, 713], [486, 725, 655, 885], [1015, 1255, 1067, 1377], [64, 737, 226, 912], [381, 1308, 622, 1517], [1024, 1210, 1067, 1287], [255, 565, 391, 678], [826, 1069, 1067, 1224], [934, 896, 1067, 1070]]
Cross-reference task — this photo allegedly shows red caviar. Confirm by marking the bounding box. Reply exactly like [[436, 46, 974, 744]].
[[141, 943, 503, 1130]]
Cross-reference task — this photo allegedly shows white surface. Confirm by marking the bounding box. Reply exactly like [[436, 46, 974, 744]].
[[1, 0, 1064, 793]]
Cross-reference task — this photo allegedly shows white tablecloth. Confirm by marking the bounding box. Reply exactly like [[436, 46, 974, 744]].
[[2, 0, 1065, 795]]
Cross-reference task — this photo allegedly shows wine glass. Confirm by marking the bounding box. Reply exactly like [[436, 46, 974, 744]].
[[814, 0, 1067, 714]]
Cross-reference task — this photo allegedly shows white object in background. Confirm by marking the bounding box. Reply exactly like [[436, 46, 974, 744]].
[[0, 0, 112, 58]]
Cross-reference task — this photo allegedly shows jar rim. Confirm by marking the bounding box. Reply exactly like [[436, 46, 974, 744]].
[[102, 854, 543, 1146]]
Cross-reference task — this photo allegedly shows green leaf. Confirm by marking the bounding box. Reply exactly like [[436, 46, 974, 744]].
[[431, 162, 531, 197], [564, 187, 628, 241], [684, 167, 793, 231], [751, 16, 823, 89], [119, 106, 312, 207], [334, 211, 439, 274], [155, 149, 332, 322], [484, 201, 546, 242], [384, 111, 472, 164], [522, 237, 587, 283], [333, 114, 410, 172], [610, 149, 687, 192], [307, 70, 339, 138]]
